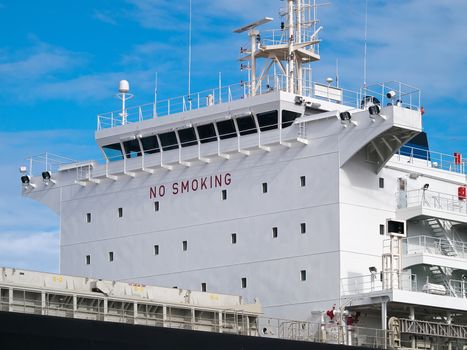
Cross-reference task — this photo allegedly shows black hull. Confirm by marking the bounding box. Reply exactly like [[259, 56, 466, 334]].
[[0, 311, 370, 350]]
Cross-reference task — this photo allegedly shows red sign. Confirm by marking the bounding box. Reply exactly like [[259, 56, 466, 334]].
[[149, 173, 232, 199]]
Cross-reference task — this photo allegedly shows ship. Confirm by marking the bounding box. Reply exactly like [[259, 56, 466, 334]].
[[5, 0, 467, 349]]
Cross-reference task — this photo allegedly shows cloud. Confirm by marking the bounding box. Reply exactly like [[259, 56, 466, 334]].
[[93, 10, 117, 25], [0, 231, 59, 272]]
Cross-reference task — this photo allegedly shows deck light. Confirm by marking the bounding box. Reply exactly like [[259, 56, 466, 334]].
[[369, 266, 377, 274], [21, 175, 30, 184], [422, 183, 429, 191], [339, 112, 351, 122], [386, 90, 396, 99], [368, 105, 381, 116], [42, 171, 56, 185]]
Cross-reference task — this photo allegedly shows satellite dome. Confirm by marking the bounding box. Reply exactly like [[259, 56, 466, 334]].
[[119, 80, 130, 93]]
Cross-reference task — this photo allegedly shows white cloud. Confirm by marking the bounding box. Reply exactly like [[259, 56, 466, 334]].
[[0, 231, 59, 272], [93, 10, 117, 25]]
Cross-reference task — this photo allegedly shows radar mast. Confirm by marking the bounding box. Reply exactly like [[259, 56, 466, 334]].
[[234, 0, 324, 97]]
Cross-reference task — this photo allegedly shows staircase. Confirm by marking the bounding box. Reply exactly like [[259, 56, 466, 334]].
[[425, 218, 457, 257]]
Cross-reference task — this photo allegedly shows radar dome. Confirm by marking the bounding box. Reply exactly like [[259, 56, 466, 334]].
[[119, 80, 130, 93]]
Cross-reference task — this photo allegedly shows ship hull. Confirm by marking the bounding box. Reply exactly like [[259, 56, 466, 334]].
[[0, 311, 370, 350]]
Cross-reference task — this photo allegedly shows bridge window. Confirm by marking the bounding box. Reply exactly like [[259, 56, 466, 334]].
[[217, 120, 236, 140], [159, 131, 179, 151], [178, 127, 197, 148], [102, 143, 123, 162], [257, 111, 278, 131], [197, 123, 217, 144], [282, 110, 301, 128], [141, 136, 160, 154], [123, 139, 141, 158], [237, 115, 257, 136]]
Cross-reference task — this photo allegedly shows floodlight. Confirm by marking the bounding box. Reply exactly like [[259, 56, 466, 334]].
[[42, 171, 51, 181], [368, 105, 381, 116], [369, 266, 377, 274], [21, 175, 30, 184], [386, 90, 396, 99], [423, 183, 429, 191], [295, 96, 305, 105], [339, 112, 352, 122]]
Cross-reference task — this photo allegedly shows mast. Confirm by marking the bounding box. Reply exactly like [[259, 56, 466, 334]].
[[234, 0, 322, 97]]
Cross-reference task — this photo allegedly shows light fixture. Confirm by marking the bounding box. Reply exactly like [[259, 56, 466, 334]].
[[386, 90, 396, 99], [369, 266, 377, 274], [42, 171, 56, 185], [295, 96, 305, 105], [339, 112, 352, 122], [422, 183, 429, 191], [19, 166, 27, 174], [368, 105, 381, 116], [21, 175, 30, 184], [326, 77, 333, 85]]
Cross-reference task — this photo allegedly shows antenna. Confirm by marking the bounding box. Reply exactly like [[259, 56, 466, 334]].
[[116, 80, 134, 125], [153, 72, 158, 118], [363, 0, 368, 89], [336, 58, 339, 88], [188, 0, 192, 100]]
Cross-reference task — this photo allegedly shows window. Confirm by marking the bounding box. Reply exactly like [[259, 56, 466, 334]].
[[231, 233, 237, 244], [262, 182, 268, 193], [300, 223, 306, 234], [178, 127, 197, 148], [197, 123, 217, 144], [379, 177, 385, 189], [282, 110, 301, 128], [236, 115, 257, 136], [154, 201, 160, 212], [159, 131, 179, 151], [272, 227, 278, 238], [300, 270, 307, 281], [123, 139, 141, 159], [380, 224, 385, 235], [300, 176, 306, 187], [108, 251, 114, 262], [86, 213, 91, 223], [257, 111, 278, 131], [85, 255, 91, 265], [216, 120, 237, 140], [102, 143, 124, 162], [221, 189, 227, 200], [241, 277, 247, 289], [154, 245, 159, 255], [118, 207, 123, 218], [201, 283, 207, 292], [141, 135, 160, 154], [182, 241, 188, 251]]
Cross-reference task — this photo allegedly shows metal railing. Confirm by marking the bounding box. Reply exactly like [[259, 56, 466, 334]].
[[96, 75, 420, 130], [0, 293, 389, 348], [397, 189, 467, 216], [403, 235, 467, 260], [393, 145, 467, 175], [341, 271, 416, 296]]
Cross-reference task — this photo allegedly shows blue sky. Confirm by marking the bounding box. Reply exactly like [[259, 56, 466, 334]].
[[0, 0, 466, 273]]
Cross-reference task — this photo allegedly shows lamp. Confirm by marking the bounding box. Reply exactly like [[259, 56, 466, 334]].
[[369, 266, 377, 274], [422, 183, 429, 191]]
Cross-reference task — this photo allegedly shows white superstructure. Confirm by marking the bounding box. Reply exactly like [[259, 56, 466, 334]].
[[19, 1, 467, 348]]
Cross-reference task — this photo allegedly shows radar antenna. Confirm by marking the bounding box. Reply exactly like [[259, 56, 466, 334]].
[[234, 0, 327, 97], [116, 80, 134, 125]]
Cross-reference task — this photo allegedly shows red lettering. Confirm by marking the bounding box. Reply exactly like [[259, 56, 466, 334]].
[[225, 173, 231, 186], [192, 179, 199, 191], [215, 175, 222, 187], [149, 187, 157, 199], [181, 180, 189, 193], [201, 177, 207, 190], [172, 182, 179, 195], [159, 185, 166, 197]]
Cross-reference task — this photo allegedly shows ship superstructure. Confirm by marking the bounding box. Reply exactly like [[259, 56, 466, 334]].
[[17, 1, 467, 348]]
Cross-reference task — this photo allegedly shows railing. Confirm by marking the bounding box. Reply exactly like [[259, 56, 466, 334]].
[[0, 293, 389, 348], [403, 235, 467, 260], [393, 145, 467, 175], [96, 75, 420, 130], [341, 271, 416, 296], [24, 153, 77, 177], [397, 189, 467, 216]]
